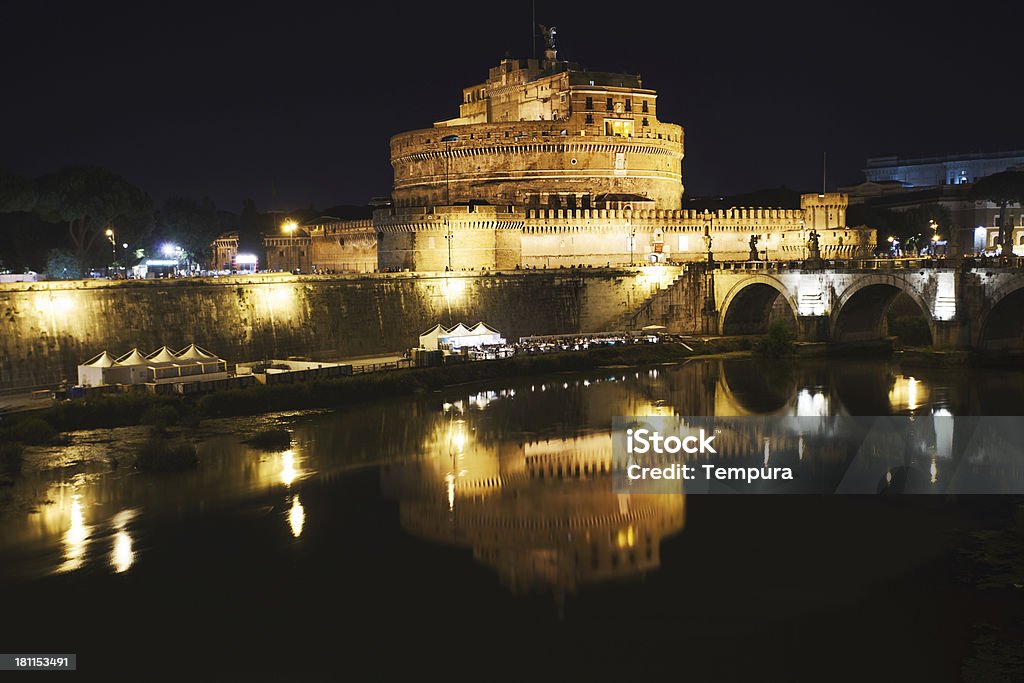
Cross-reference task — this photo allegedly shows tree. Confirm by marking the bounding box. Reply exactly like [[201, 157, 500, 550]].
[[237, 198, 265, 262], [0, 170, 37, 213], [45, 248, 81, 280], [33, 166, 152, 271], [970, 171, 1024, 250], [156, 196, 236, 268]]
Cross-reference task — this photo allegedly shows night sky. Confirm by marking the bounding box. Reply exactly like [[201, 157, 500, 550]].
[[3, 1, 1021, 212]]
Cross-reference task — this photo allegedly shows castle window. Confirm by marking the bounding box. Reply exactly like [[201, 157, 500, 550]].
[[585, 96, 593, 110], [624, 99, 632, 111], [642, 117, 649, 126], [585, 113, 594, 124], [642, 100, 649, 113], [606, 97, 613, 111], [605, 119, 634, 137]]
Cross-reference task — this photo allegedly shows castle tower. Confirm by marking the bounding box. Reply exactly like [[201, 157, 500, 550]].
[[388, 56, 685, 211]]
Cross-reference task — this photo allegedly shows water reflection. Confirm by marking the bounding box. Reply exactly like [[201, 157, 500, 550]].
[[288, 496, 305, 538], [61, 494, 90, 573], [4, 357, 1024, 588], [382, 431, 686, 594]]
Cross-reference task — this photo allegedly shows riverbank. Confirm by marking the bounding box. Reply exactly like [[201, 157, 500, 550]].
[[0, 338, 747, 439]]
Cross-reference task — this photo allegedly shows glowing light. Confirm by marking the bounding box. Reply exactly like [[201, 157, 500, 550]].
[[288, 495, 305, 538], [34, 294, 74, 316], [797, 289, 827, 316], [109, 509, 137, 574], [889, 375, 925, 412], [160, 243, 178, 257], [445, 473, 456, 511], [280, 449, 297, 486], [441, 277, 466, 301], [933, 272, 956, 320], [111, 531, 133, 573], [61, 495, 90, 573], [282, 220, 299, 233], [796, 389, 829, 416], [105, 228, 114, 237], [908, 377, 919, 411], [930, 459, 938, 485], [235, 253, 258, 265]]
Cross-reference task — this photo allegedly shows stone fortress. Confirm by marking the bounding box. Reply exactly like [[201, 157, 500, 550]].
[[260, 36, 875, 274]]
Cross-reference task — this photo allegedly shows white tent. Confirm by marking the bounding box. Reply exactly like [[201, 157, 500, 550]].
[[83, 351, 118, 367], [440, 322, 504, 349], [116, 348, 148, 365], [418, 324, 447, 350], [147, 346, 178, 363], [176, 344, 217, 360], [78, 350, 132, 387]]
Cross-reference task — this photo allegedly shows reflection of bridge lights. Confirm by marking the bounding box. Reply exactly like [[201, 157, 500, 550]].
[[445, 473, 456, 511], [930, 459, 938, 485], [111, 531, 133, 573], [281, 450, 297, 486], [61, 495, 90, 573], [109, 509, 137, 574], [796, 389, 829, 417], [289, 495, 305, 538], [616, 525, 636, 549], [889, 376, 924, 412]]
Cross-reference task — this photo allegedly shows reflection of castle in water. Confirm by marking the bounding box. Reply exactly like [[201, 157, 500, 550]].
[[381, 429, 685, 594]]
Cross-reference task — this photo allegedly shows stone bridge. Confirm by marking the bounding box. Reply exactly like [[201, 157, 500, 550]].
[[628, 257, 1024, 350]]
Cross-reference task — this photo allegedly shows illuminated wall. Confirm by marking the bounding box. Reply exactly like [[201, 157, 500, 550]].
[[0, 270, 664, 389]]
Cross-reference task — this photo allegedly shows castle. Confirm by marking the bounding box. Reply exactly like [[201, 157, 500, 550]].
[[236, 43, 874, 273]]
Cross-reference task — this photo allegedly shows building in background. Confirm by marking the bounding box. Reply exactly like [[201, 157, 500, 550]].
[[212, 44, 876, 272], [843, 150, 1024, 255]]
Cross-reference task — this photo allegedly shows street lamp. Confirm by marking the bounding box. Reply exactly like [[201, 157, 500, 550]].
[[282, 220, 298, 234], [105, 228, 116, 268], [442, 134, 459, 206]]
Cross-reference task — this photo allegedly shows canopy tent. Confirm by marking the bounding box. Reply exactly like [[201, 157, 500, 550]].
[[421, 322, 505, 350], [176, 344, 217, 360], [418, 324, 446, 351], [78, 350, 131, 387], [438, 322, 505, 350], [147, 346, 178, 363], [82, 351, 118, 367], [116, 348, 149, 365]]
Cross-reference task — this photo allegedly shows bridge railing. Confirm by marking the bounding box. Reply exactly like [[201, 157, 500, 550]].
[[708, 256, 1024, 272]]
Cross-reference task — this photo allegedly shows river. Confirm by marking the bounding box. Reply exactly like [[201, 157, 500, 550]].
[[1, 356, 1022, 679]]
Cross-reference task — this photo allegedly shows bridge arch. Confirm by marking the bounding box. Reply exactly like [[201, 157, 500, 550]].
[[830, 274, 935, 343], [977, 281, 1024, 351], [719, 275, 799, 336]]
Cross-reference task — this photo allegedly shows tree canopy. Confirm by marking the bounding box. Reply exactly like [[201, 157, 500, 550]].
[[970, 171, 1024, 247], [156, 196, 236, 266], [33, 166, 152, 270]]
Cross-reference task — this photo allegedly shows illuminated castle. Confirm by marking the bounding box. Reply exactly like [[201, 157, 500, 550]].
[[252, 41, 875, 273]]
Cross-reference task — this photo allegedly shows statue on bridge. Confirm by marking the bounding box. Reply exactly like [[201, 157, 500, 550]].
[[748, 234, 760, 261], [806, 229, 822, 267]]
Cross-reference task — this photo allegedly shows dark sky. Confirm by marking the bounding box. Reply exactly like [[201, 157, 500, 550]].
[[3, 1, 1021, 212]]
